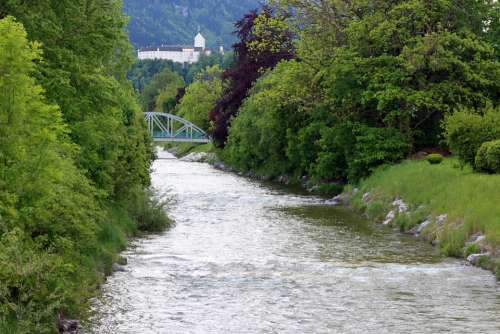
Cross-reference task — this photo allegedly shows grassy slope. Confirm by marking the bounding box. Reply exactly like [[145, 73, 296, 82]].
[[358, 158, 500, 242], [351, 157, 500, 276]]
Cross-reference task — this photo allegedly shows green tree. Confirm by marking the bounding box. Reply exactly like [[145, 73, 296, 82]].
[[141, 67, 185, 112], [210, 6, 295, 146], [225, 60, 319, 176], [224, 0, 499, 183], [176, 65, 223, 130], [0, 16, 103, 333], [184, 52, 229, 83], [128, 59, 187, 91], [1, 0, 153, 201]]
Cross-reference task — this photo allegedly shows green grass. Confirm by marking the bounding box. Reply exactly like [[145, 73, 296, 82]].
[[358, 158, 500, 246], [0, 319, 18, 334]]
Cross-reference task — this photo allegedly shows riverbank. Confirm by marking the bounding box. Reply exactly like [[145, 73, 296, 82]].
[[162, 143, 342, 197], [64, 191, 173, 333], [338, 158, 500, 279]]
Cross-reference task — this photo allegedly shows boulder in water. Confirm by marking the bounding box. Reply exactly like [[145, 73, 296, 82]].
[[112, 263, 126, 272], [58, 314, 79, 334], [180, 152, 209, 162], [383, 210, 396, 225], [467, 253, 490, 266]]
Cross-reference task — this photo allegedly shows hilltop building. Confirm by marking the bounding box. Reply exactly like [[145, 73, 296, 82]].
[[137, 32, 220, 63]]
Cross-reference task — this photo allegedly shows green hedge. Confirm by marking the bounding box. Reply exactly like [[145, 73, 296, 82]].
[[444, 108, 500, 167], [426, 154, 444, 165], [313, 123, 411, 183], [475, 139, 500, 173]]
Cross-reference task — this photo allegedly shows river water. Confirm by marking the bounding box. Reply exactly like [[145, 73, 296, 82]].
[[85, 151, 500, 333]]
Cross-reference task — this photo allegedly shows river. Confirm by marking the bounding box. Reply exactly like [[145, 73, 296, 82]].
[[85, 150, 500, 333]]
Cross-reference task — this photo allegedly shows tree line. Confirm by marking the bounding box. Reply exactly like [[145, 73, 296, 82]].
[[207, 1, 500, 191]]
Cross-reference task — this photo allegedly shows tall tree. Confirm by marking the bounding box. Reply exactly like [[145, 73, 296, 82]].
[[1, 0, 152, 200], [0, 16, 103, 332], [176, 65, 223, 130], [209, 5, 294, 147], [140, 67, 185, 112]]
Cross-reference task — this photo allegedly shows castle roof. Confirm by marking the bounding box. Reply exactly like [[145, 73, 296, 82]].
[[139, 33, 208, 53], [138, 45, 191, 52]]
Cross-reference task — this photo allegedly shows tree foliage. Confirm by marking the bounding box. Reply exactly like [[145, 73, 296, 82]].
[[0, 16, 104, 332], [128, 58, 188, 91], [176, 65, 223, 130], [140, 68, 185, 112], [223, 0, 500, 183], [225, 60, 319, 176], [127, 52, 234, 92], [0, 1, 170, 331], [210, 6, 295, 147], [1, 0, 153, 200]]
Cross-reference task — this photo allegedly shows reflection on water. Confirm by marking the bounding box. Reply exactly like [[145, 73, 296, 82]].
[[85, 150, 500, 334]]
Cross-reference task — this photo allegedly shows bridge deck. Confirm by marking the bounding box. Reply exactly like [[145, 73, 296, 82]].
[[152, 137, 210, 143]]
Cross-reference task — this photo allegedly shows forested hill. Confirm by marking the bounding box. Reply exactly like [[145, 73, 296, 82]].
[[123, 0, 260, 48]]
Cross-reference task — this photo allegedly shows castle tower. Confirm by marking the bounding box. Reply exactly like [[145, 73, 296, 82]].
[[194, 31, 206, 49]]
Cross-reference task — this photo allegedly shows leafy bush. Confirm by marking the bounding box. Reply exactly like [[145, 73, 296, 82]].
[[444, 108, 500, 167], [124, 187, 173, 232], [475, 139, 500, 173], [348, 126, 411, 181], [286, 122, 326, 176], [0, 230, 68, 334], [312, 123, 353, 182], [426, 154, 444, 165], [313, 123, 411, 183]]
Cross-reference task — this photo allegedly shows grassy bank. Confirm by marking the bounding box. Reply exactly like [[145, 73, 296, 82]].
[[348, 157, 500, 277]]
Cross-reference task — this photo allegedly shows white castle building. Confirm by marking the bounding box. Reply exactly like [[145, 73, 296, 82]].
[[137, 32, 218, 63]]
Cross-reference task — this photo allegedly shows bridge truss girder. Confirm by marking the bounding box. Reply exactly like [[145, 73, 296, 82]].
[[144, 112, 210, 143]]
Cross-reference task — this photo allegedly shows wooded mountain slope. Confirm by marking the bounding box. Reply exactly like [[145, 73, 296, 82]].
[[124, 0, 260, 48]]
